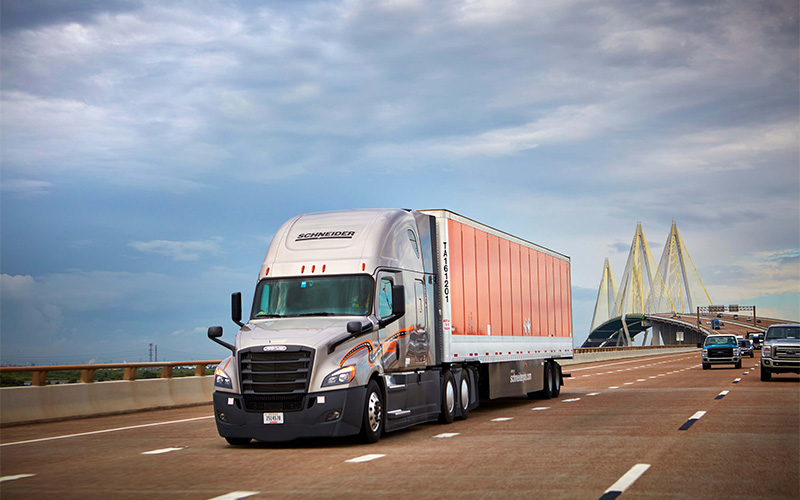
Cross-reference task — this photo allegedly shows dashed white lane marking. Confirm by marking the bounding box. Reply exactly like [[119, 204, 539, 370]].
[[0, 416, 214, 447], [586, 393, 601, 396], [207, 492, 260, 500], [679, 410, 707, 430], [531, 407, 551, 411], [492, 417, 514, 422], [637, 379, 646, 382], [142, 446, 188, 455], [715, 391, 730, 400], [432, 433, 460, 439], [733, 378, 742, 384], [0, 474, 36, 483], [346, 454, 386, 463], [624, 382, 634, 385], [562, 398, 581, 402], [599, 463, 651, 500], [608, 386, 620, 389], [648, 376, 657, 379]]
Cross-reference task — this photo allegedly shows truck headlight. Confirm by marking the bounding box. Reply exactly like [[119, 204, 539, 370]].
[[763, 346, 771, 357], [322, 366, 356, 387], [214, 358, 234, 389]]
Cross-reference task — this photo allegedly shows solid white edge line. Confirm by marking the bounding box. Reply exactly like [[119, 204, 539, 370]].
[[207, 491, 260, 500], [345, 454, 386, 463], [1, 416, 214, 447], [604, 463, 651, 495], [0, 474, 36, 483]]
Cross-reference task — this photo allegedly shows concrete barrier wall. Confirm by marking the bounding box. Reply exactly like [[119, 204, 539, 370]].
[[1, 348, 697, 426], [1, 376, 214, 426]]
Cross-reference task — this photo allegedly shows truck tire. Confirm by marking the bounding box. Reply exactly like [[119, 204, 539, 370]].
[[734, 361, 742, 369], [549, 362, 561, 398], [439, 370, 456, 424], [225, 437, 251, 446], [702, 363, 710, 370], [761, 367, 772, 382], [539, 362, 554, 400], [456, 371, 470, 420], [360, 380, 384, 443]]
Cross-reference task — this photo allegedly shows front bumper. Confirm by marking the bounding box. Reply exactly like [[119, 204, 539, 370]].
[[761, 358, 800, 374], [212, 386, 366, 442], [702, 356, 740, 364]]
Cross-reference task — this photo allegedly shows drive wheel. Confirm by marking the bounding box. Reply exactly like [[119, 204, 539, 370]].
[[456, 371, 470, 420], [761, 367, 772, 381], [439, 370, 456, 424], [360, 380, 384, 443], [225, 437, 251, 446]]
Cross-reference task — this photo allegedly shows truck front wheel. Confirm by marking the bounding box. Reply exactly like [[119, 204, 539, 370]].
[[225, 437, 251, 446], [360, 380, 384, 443], [761, 367, 772, 382]]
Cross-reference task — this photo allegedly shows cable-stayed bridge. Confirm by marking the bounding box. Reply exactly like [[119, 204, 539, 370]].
[[584, 221, 718, 347]]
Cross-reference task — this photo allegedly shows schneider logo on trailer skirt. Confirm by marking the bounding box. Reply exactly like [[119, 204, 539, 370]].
[[296, 231, 355, 241]]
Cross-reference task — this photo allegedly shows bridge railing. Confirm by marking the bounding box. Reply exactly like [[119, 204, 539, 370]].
[[574, 344, 692, 354], [0, 360, 222, 386]]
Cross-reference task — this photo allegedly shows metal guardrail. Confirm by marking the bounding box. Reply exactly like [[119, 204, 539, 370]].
[[0, 360, 222, 386]]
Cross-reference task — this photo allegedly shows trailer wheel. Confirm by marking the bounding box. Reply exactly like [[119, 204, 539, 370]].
[[456, 371, 470, 420], [540, 362, 554, 399], [360, 380, 384, 443], [550, 362, 561, 398], [439, 370, 456, 424], [225, 437, 251, 446]]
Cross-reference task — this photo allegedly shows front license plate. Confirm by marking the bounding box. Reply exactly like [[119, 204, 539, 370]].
[[263, 412, 284, 425]]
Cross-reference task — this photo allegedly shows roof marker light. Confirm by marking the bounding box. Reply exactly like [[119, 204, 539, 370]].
[[362, 263, 366, 271], [312, 265, 316, 272], [301, 265, 305, 273], [322, 265, 326, 272]]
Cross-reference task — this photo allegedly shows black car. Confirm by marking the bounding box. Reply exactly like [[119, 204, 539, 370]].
[[738, 339, 754, 358]]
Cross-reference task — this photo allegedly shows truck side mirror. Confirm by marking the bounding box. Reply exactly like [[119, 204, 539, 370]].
[[208, 326, 234, 352], [696, 342, 703, 348], [232, 292, 244, 327], [347, 321, 363, 334]]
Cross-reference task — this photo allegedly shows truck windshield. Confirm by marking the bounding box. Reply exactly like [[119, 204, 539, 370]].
[[765, 326, 800, 340], [252, 275, 373, 318], [705, 336, 736, 346]]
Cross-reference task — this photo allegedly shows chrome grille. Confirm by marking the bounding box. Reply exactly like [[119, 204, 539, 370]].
[[239, 347, 313, 412], [708, 347, 733, 358], [774, 346, 800, 360]]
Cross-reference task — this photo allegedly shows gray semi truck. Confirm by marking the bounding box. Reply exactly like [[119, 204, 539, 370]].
[[208, 209, 573, 444]]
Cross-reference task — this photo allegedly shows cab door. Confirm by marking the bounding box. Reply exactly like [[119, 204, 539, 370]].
[[406, 279, 429, 369], [376, 271, 402, 371]]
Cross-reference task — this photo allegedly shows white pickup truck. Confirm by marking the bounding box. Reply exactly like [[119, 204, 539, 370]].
[[760, 324, 800, 381]]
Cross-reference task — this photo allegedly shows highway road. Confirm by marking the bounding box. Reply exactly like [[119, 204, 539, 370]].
[[1, 351, 798, 500]]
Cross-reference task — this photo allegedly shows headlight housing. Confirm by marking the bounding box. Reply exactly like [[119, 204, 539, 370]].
[[214, 358, 234, 390], [763, 346, 771, 357], [322, 365, 356, 387]]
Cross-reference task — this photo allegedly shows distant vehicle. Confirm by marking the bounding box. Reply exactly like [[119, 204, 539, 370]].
[[747, 332, 763, 348], [701, 334, 741, 370], [760, 324, 800, 381], [738, 339, 754, 358], [711, 319, 720, 330]]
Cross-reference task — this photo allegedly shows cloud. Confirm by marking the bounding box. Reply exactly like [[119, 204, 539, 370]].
[[129, 238, 222, 261], [0, 178, 53, 197]]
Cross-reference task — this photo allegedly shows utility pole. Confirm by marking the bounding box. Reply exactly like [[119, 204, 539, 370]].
[[155, 345, 158, 362], [149, 343, 153, 362]]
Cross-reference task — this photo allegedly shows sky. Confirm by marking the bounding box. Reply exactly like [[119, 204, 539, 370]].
[[1, 0, 798, 365]]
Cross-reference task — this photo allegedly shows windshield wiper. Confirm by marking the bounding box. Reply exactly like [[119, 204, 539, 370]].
[[254, 313, 285, 318], [293, 312, 336, 317]]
